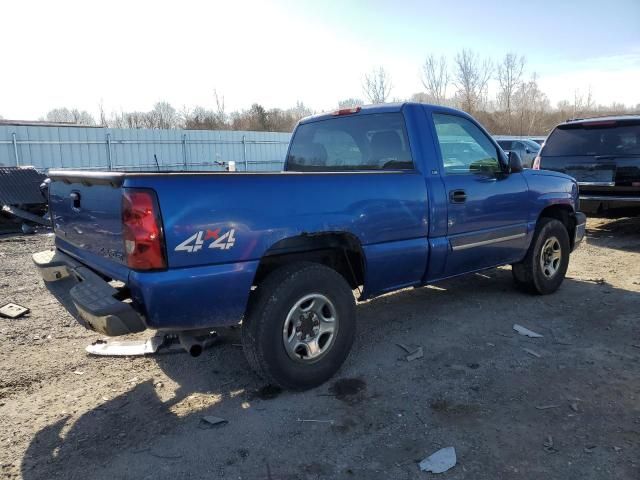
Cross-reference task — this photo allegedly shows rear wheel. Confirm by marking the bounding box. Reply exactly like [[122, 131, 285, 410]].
[[512, 218, 570, 295], [241, 262, 356, 390]]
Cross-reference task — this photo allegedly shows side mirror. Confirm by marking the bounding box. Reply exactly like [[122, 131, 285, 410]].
[[508, 151, 523, 173]]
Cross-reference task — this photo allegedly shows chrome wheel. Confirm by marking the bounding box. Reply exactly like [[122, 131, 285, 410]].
[[282, 293, 338, 363], [540, 236, 562, 279]]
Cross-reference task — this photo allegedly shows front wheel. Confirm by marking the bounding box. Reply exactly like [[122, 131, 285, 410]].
[[512, 218, 570, 295], [241, 262, 356, 390]]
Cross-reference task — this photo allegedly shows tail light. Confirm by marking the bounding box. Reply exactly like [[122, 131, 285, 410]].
[[532, 155, 541, 170], [122, 189, 167, 270], [332, 106, 361, 116]]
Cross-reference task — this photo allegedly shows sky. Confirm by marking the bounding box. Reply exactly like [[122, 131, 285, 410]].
[[1, 0, 639, 120]]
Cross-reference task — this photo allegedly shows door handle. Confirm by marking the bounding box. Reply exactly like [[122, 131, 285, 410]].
[[70, 191, 81, 210], [449, 189, 467, 203]]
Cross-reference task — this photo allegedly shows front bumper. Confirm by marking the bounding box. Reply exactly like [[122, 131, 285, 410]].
[[573, 212, 586, 251], [32, 249, 146, 336]]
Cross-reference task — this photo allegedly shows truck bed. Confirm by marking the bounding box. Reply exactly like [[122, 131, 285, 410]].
[[47, 168, 431, 329]]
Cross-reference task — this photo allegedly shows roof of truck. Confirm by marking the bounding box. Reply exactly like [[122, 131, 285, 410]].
[[298, 102, 469, 125]]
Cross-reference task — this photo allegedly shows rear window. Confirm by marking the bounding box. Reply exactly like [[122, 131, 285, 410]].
[[286, 113, 414, 171], [543, 121, 640, 156]]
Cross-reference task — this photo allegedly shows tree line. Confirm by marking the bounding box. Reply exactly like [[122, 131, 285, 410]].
[[29, 50, 640, 135], [42, 94, 313, 133], [360, 50, 638, 135]]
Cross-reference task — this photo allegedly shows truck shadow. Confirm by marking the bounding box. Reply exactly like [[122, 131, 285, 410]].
[[585, 215, 640, 252], [21, 271, 640, 479]]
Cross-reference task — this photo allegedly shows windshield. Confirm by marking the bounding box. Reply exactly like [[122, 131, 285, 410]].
[[523, 140, 541, 151], [286, 113, 414, 171], [543, 121, 640, 156]]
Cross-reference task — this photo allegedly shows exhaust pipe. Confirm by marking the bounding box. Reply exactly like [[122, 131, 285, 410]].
[[178, 332, 218, 357]]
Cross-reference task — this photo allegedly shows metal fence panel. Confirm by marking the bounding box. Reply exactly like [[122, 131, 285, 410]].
[[0, 125, 291, 172]]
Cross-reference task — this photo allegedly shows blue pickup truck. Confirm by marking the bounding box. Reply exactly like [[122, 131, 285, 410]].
[[34, 103, 586, 390]]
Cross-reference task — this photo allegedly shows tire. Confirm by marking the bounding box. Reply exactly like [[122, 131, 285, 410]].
[[512, 218, 570, 295], [241, 262, 356, 391]]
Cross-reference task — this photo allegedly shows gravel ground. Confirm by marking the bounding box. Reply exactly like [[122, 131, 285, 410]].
[[1, 217, 639, 480]]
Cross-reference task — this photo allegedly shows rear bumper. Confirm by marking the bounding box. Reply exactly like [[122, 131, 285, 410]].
[[33, 248, 258, 335], [580, 195, 640, 213], [32, 249, 146, 336], [573, 212, 586, 251]]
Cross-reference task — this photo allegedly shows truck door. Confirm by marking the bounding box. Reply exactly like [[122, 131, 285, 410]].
[[431, 112, 529, 276]]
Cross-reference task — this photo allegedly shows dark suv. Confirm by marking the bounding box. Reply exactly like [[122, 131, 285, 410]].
[[535, 116, 640, 214]]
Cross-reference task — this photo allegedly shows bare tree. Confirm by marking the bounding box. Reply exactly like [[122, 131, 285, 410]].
[[421, 54, 449, 105], [514, 73, 549, 135], [453, 49, 492, 114], [497, 53, 525, 133], [98, 100, 108, 127], [288, 101, 313, 122], [572, 87, 594, 117], [148, 102, 178, 129], [363, 67, 393, 104], [184, 106, 223, 130], [213, 89, 227, 126], [124, 111, 149, 129], [338, 98, 364, 108], [45, 107, 96, 125]]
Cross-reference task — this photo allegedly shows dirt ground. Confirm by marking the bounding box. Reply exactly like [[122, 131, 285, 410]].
[[0, 217, 639, 480]]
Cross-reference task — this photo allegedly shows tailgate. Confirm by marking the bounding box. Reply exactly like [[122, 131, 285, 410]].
[[541, 155, 618, 185], [541, 154, 640, 193], [48, 171, 126, 267]]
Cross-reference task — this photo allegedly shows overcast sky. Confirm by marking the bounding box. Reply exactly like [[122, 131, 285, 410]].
[[1, 0, 639, 119]]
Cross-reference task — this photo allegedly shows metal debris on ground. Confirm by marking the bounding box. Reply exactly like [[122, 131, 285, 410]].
[[513, 324, 543, 338], [583, 445, 597, 454], [419, 447, 457, 473], [73, 370, 84, 375], [569, 402, 579, 412], [396, 343, 424, 362], [536, 404, 560, 410], [406, 347, 424, 361], [0, 303, 30, 319], [85, 332, 217, 356], [201, 416, 228, 428], [543, 436, 558, 453], [296, 419, 335, 424], [86, 335, 172, 356], [523, 348, 542, 358]]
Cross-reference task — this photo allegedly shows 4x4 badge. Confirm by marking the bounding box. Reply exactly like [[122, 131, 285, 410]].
[[175, 228, 236, 253]]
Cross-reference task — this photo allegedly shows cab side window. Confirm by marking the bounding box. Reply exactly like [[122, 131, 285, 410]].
[[433, 113, 501, 175]]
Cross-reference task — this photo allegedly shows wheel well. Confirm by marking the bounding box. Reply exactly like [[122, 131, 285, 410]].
[[253, 233, 365, 290], [539, 204, 576, 248]]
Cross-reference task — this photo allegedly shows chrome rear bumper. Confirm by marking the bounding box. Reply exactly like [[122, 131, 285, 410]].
[[33, 249, 146, 336]]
